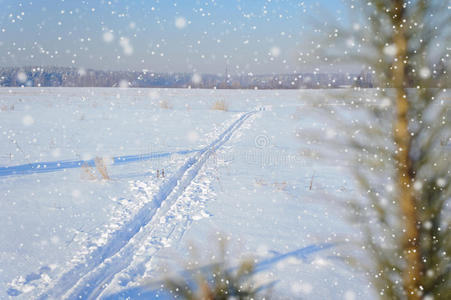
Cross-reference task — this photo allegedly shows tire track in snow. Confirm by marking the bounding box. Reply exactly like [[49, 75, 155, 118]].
[[37, 111, 256, 300]]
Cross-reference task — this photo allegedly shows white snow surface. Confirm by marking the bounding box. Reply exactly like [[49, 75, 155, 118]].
[[0, 87, 377, 299]]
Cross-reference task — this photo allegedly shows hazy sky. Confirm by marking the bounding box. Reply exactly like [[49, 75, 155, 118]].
[[0, 0, 347, 74]]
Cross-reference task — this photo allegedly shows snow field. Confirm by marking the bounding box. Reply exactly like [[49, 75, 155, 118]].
[[1, 88, 386, 299]]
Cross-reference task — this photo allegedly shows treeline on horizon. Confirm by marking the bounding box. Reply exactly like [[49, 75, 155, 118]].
[[0, 66, 373, 89], [0, 65, 447, 89]]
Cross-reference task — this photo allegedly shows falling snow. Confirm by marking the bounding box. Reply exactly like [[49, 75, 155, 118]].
[[0, 0, 449, 299]]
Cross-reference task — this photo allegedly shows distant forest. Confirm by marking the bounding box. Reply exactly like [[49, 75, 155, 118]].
[[0, 66, 374, 89]]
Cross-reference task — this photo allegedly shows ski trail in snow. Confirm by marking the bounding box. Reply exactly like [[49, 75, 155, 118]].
[[99, 146, 227, 297], [0, 149, 200, 177], [36, 111, 256, 300]]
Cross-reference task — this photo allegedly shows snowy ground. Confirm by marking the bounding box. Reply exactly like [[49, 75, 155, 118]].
[[1, 87, 377, 299]]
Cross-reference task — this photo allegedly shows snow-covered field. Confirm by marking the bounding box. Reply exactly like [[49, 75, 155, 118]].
[[1, 87, 376, 299]]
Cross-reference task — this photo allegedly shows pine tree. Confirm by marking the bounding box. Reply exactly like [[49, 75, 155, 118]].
[[306, 0, 450, 298], [343, 1, 449, 298]]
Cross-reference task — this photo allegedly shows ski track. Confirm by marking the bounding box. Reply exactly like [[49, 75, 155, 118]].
[[99, 162, 218, 297], [0, 149, 200, 177], [34, 110, 256, 300]]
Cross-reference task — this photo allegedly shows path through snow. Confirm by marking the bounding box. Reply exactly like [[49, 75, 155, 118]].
[[34, 111, 256, 299]]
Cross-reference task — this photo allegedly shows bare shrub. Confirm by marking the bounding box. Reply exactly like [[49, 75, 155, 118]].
[[94, 157, 110, 180], [211, 100, 228, 111], [81, 163, 96, 180], [1, 104, 14, 112], [159, 100, 172, 109]]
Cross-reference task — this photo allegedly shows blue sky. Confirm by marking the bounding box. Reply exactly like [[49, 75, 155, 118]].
[[0, 0, 347, 74]]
